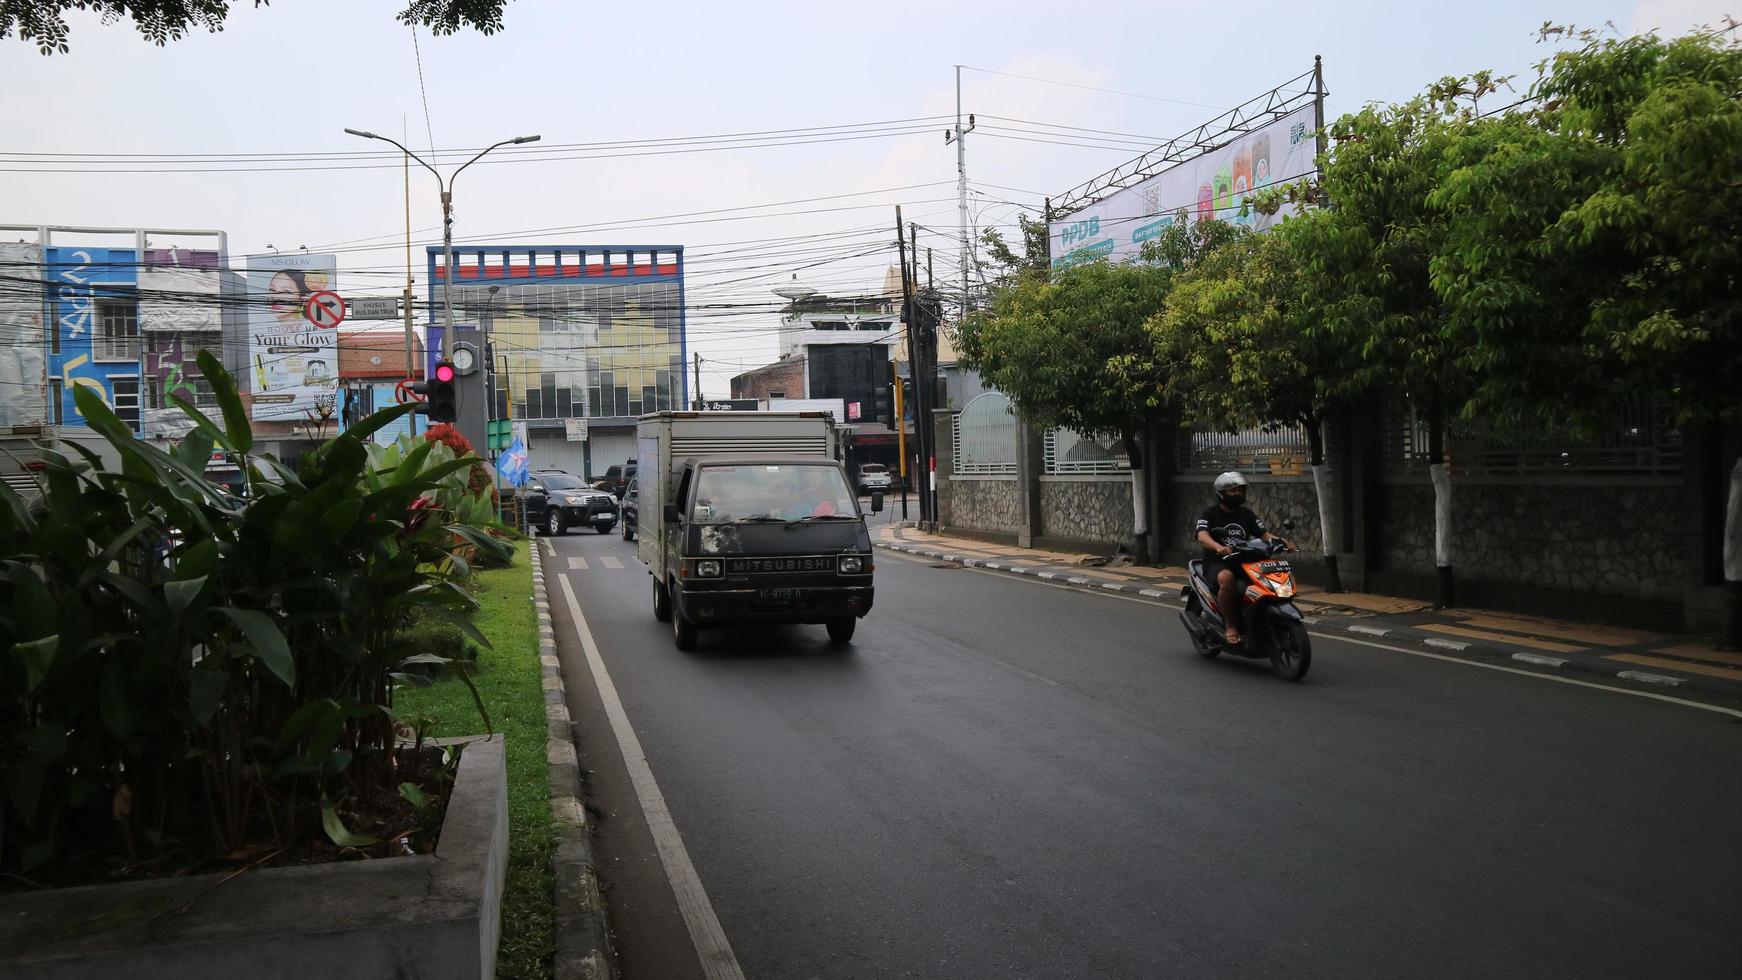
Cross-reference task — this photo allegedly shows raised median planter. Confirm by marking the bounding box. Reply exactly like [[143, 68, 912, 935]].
[[0, 736, 509, 980]]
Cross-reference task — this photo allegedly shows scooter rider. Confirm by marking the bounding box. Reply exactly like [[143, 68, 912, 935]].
[[1194, 471, 1291, 646]]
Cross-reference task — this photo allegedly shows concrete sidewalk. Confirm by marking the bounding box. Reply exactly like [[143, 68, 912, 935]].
[[877, 525, 1742, 703]]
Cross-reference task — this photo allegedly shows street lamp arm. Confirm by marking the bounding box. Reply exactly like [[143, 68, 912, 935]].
[[342, 128, 443, 185], [452, 135, 541, 185]]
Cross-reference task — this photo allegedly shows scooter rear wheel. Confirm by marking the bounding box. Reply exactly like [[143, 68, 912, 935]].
[[1271, 620, 1312, 681], [1180, 603, 1219, 658]]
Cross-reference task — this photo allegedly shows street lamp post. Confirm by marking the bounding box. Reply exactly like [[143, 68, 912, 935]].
[[341, 128, 540, 359]]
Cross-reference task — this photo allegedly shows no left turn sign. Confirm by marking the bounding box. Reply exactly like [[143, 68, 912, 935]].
[[304, 290, 346, 328]]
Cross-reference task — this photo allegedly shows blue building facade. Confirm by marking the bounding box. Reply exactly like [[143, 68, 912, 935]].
[[45, 246, 145, 430]]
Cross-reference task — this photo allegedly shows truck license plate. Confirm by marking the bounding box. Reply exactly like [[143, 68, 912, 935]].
[[759, 588, 800, 603]]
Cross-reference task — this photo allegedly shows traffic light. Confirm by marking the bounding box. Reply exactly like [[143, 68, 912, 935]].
[[409, 360, 459, 423]]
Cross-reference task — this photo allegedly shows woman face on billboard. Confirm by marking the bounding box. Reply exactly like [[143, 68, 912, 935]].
[[268, 270, 308, 324]]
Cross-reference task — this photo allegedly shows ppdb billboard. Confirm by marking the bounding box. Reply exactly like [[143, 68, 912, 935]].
[[1048, 105, 1318, 269], [248, 253, 340, 421]]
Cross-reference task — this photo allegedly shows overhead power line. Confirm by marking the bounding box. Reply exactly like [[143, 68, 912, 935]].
[[960, 66, 1229, 111]]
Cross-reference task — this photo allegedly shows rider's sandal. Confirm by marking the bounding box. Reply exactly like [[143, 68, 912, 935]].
[[1224, 628, 1242, 646]]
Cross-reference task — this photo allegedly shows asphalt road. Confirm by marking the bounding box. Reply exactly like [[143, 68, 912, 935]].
[[545, 528, 1742, 980]]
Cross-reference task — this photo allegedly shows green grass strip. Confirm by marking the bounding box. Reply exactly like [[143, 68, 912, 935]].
[[398, 538, 554, 979]]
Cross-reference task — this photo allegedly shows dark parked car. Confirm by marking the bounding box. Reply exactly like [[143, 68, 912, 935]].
[[620, 477, 639, 542], [598, 460, 638, 499], [523, 469, 618, 536]]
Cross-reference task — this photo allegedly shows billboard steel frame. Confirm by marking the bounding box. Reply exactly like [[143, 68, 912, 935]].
[[1050, 59, 1327, 219]]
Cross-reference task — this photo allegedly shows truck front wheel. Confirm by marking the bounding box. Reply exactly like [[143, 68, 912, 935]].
[[825, 617, 856, 646], [672, 608, 699, 651]]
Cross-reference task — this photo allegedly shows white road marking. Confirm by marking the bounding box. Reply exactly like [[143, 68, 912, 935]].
[[1424, 638, 1472, 652], [567, 556, 589, 571], [1330, 634, 1741, 720], [1617, 670, 1684, 687], [1511, 652, 1567, 667], [947, 562, 1742, 720], [600, 555, 624, 570], [1348, 624, 1391, 637], [555, 575, 746, 980]]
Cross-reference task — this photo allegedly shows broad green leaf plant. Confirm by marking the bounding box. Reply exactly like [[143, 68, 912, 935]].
[[1, 351, 507, 876]]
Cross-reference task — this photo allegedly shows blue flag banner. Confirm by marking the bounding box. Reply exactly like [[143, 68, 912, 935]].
[[496, 437, 530, 487]]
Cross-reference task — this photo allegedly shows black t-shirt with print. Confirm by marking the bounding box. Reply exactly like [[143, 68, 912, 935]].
[[1196, 504, 1268, 561]]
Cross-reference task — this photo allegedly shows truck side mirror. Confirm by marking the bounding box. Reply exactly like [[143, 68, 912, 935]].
[[870, 492, 884, 513], [663, 503, 682, 524]]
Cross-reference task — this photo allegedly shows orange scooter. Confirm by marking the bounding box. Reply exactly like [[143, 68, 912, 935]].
[[1179, 524, 1312, 681]]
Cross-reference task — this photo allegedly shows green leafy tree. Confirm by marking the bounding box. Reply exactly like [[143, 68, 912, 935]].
[[1431, 28, 1742, 427], [7, 0, 513, 55], [956, 259, 1176, 560], [979, 214, 1051, 283]]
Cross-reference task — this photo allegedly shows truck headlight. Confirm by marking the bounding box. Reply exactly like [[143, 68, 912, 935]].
[[838, 555, 864, 574], [696, 559, 722, 577]]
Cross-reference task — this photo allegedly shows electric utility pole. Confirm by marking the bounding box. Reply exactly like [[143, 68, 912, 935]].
[[946, 66, 976, 322], [912, 221, 939, 528], [693, 352, 703, 409], [895, 205, 923, 523]]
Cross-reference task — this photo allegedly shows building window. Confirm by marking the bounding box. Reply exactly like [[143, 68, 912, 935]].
[[96, 301, 140, 362], [111, 376, 141, 433], [146, 376, 159, 410], [49, 380, 63, 425], [768, 390, 786, 399]]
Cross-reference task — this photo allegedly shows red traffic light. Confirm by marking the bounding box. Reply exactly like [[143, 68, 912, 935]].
[[434, 362, 457, 383]]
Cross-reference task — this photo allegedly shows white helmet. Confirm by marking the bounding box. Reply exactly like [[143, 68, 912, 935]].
[[1214, 471, 1248, 504]]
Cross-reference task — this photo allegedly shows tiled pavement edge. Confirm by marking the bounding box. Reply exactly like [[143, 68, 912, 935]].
[[876, 526, 1742, 704], [531, 542, 618, 980]]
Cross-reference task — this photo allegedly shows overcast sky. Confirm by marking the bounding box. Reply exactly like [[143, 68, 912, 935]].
[[0, 0, 1727, 396]]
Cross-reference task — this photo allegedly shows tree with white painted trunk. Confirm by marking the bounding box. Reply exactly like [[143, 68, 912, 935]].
[[956, 260, 1177, 563], [1154, 215, 1355, 591], [1430, 27, 1742, 641], [1290, 91, 1483, 607]]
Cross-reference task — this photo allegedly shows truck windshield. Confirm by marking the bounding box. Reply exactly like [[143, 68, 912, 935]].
[[690, 464, 858, 524]]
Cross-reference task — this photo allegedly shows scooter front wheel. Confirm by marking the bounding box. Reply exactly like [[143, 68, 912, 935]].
[[1270, 619, 1312, 681]]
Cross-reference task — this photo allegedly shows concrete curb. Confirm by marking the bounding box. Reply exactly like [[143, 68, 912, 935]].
[[530, 543, 617, 980], [875, 540, 1742, 703]]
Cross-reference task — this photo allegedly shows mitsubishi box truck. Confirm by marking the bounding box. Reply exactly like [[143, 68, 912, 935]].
[[636, 411, 882, 649]]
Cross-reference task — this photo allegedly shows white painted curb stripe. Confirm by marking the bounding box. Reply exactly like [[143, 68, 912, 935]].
[[1348, 624, 1390, 637], [1424, 638, 1471, 652], [1616, 670, 1684, 687], [555, 575, 746, 980], [1511, 652, 1568, 668], [1139, 589, 1167, 598]]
